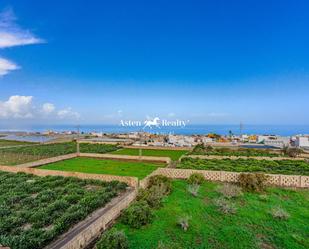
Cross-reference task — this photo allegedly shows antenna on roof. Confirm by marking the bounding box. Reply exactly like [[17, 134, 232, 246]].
[[240, 122, 243, 137]]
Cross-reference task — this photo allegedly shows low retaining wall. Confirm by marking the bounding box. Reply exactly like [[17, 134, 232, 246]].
[[46, 189, 137, 249], [140, 168, 309, 189], [123, 145, 191, 151], [186, 155, 307, 161], [79, 153, 171, 164], [0, 165, 138, 188], [15, 153, 78, 168]]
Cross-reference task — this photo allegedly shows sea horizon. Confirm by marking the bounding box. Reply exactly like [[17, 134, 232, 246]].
[[1, 124, 309, 136]]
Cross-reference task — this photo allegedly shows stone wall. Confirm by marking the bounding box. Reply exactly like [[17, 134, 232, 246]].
[[0, 165, 138, 188], [140, 168, 309, 189]]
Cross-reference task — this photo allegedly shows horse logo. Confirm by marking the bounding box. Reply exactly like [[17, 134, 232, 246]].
[[143, 117, 161, 129]]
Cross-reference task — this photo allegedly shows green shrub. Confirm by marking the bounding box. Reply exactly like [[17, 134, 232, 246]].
[[177, 215, 190, 231], [238, 173, 268, 192], [214, 198, 237, 214], [191, 143, 206, 154], [187, 184, 200, 197], [121, 201, 153, 228], [148, 175, 172, 195], [178, 158, 309, 175], [216, 183, 243, 199], [187, 173, 204, 185], [139, 184, 169, 208], [282, 146, 303, 158], [271, 207, 290, 220], [96, 228, 128, 249]]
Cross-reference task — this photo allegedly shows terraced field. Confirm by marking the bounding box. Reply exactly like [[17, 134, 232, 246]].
[[178, 157, 309, 175], [39, 157, 164, 179], [0, 142, 118, 165], [0, 170, 127, 249]]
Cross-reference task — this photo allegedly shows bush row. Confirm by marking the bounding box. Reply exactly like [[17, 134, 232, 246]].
[[178, 157, 309, 175]]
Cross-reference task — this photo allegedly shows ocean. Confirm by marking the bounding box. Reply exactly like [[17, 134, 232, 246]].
[[1, 124, 309, 136]]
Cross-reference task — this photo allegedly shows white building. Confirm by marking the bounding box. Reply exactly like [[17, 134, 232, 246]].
[[168, 135, 195, 147], [295, 136, 309, 148], [201, 137, 214, 144], [258, 135, 290, 148]]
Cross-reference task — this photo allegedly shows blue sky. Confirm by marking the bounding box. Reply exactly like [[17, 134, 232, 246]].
[[0, 0, 309, 125]]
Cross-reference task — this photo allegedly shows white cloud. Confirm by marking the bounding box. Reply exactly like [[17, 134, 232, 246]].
[[0, 95, 80, 120], [57, 108, 80, 119], [0, 57, 19, 76], [0, 8, 44, 77], [41, 103, 55, 114], [0, 95, 33, 118], [0, 8, 44, 48], [167, 112, 176, 117]]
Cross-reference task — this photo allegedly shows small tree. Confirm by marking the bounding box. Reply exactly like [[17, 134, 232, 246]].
[[282, 146, 303, 158], [121, 201, 153, 228], [238, 173, 268, 192], [148, 175, 172, 195], [96, 229, 128, 249]]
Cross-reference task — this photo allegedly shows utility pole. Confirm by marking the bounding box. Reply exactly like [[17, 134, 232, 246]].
[[239, 122, 243, 138], [139, 129, 142, 161], [76, 124, 80, 155]]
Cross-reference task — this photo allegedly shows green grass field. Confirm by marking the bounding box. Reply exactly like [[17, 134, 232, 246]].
[[0, 139, 35, 148], [111, 148, 188, 161], [39, 157, 164, 179], [116, 180, 309, 249]]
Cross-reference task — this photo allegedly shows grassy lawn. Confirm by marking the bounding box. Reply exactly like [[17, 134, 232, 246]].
[[39, 157, 164, 179], [0, 170, 127, 249], [116, 180, 309, 249], [111, 148, 188, 161], [178, 157, 309, 175]]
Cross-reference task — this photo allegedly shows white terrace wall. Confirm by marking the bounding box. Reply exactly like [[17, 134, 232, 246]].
[[123, 145, 191, 151], [140, 168, 309, 189], [0, 166, 138, 188]]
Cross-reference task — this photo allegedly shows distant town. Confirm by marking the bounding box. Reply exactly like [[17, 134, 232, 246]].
[[1, 129, 309, 151]]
